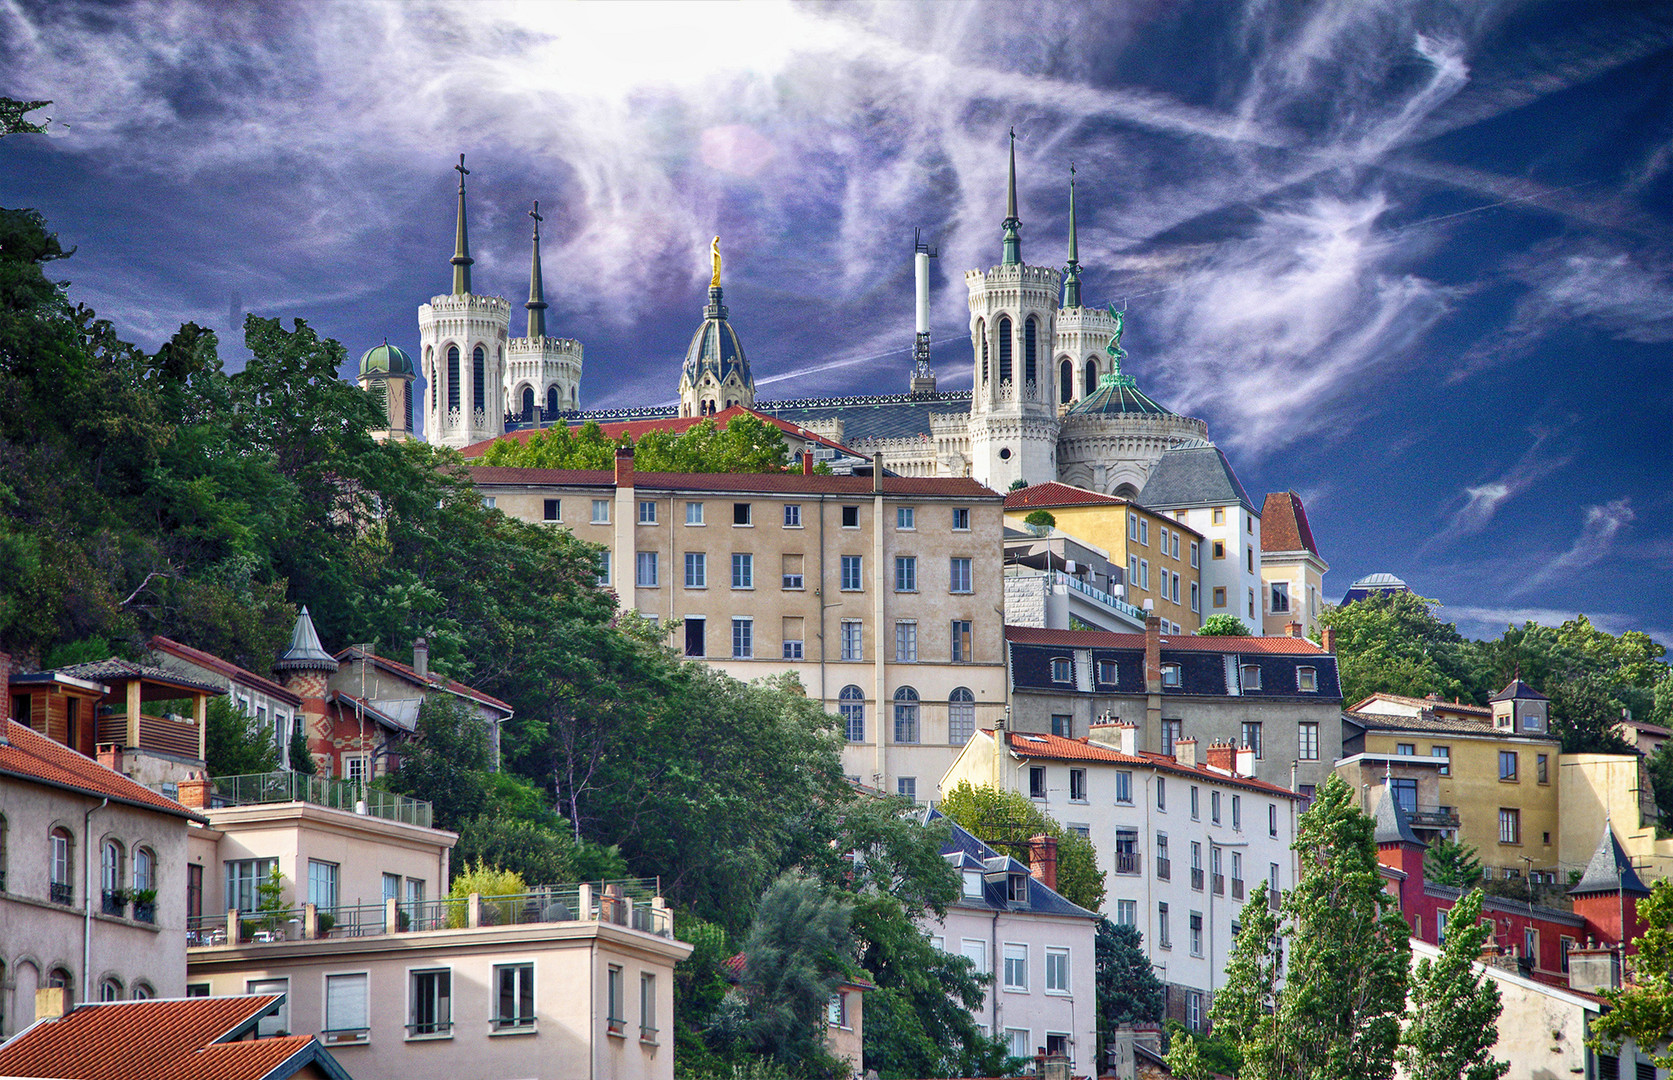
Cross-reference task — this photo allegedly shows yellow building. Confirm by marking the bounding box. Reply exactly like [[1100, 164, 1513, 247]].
[[1004, 482, 1202, 633], [1558, 754, 1673, 885], [1258, 492, 1327, 637]]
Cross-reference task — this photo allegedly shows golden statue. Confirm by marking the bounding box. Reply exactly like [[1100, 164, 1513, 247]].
[[710, 236, 722, 288]]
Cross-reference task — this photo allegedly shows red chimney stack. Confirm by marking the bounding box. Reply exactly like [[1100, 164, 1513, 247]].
[[1027, 834, 1059, 891]]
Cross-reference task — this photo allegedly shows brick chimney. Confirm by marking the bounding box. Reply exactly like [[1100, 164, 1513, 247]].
[[1144, 616, 1162, 692], [1286, 621, 1303, 638], [178, 776, 213, 810], [97, 745, 125, 773], [412, 636, 429, 679], [1174, 737, 1197, 768], [614, 445, 634, 486], [1027, 834, 1059, 891], [1321, 624, 1336, 654], [1205, 739, 1236, 774], [802, 450, 814, 476]]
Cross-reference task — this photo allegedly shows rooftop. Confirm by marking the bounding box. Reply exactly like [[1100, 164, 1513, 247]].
[[1260, 491, 1321, 557], [50, 658, 224, 696], [1006, 625, 1327, 654], [148, 636, 301, 706], [0, 719, 204, 821], [1342, 709, 1557, 741], [989, 729, 1305, 800], [1347, 692, 1491, 717], [1004, 481, 1125, 511], [335, 645, 513, 714], [209, 771, 434, 829], [1136, 443, 1258, 516]]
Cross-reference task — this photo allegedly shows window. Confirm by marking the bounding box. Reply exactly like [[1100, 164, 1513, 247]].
[[895, 556, 917, 592], [731, 553, 753, 589], [1269, 803, 1279, 838], [949, 688, 975, 745], [51, 826, 73, 904], [1115, 899, 1137, 926], [607, 965, 625, 1034], [101, 839, 124, 911], [685, 501, 704, 525], [894, 621, 918, 662], [841, 505, 859, 527], [684, 551, 706, 588], [684, 616, 705, 657], [1396, 742, 1416, 756], [1187, 990, 1204, 1031], [1499, 751, 1518, 782], [1160, 526, 1170, 554], [840, 686, 865, 742], [784, 504, 802, 527], [782, 553, 804, 589], [1051, 714, 1072, 737], [1240, 664, 1262, 690], [1156, 777, 1167, 810], [952, 507, 970, 530], [1242, 722, 1262, 759], [1161, 664, 1181, 688], [344, 753, 369, 784], [1139, 559, 1149, 590], [840, 555, 863, 591], [732, 502, 751, 525], [188, 865, 203, 922], [731, 618, 753, 659], [1212, 539, 1225, 559], [1139, 519, 1149, 545], [1172, 533, 1181, 559], [1190, 912, 1203, 956], [1006, 1028, 1031, 1059], [1070, 769, 1088, 802], [99, 977, 122, 1002], [1211, 790, 1222, 824], [1561, 936, 1574, 973], [591, 499, 609, 524], [595, 549, 611, 587], [409, 969, 452, 1037], [1212, 586, 1226, 608], [1432, 745, 1450, 775], [893, 687, 920, 744], [1298, 722, 1319, 761], [324, 972, 369, 1040], [445, 344, 459, 411], [840, 620, 862, 660], [897, 777, 917, 799], [949, 557, 973, 594], [1097, 659, 1118, 685], [1003, 944, 1028, 990], [1499, 808, 1521, 845], [1232, 794, 1242, 830], [1115, 771, 1133, 804], [309, 859, 339, 915], [1249, 588, 1257, 618], [1030, 766, 1047, 800], [1051, 657, 1072, 683], [951, 620, 972, 662], [1163, 719, 1182, 756], [1537, 753, 1549, 784], [1128, 555, 1139, 587], [641, 973, 658, 1041], [543, 498, 560, 521], [896, 506, 914, 529], [472, 346, 486, 412], [1045, 948, 1069, 993], [638, 500, 658, 524], [782, 617, 804, 660], [635, 551, 659, 587], [1158, 902, 1170, 947], [225, 858, 277, 913], [1189, 784, 1199, 819], [1298, 666, 1318, 691]]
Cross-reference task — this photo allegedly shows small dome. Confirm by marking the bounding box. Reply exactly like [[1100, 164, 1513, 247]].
[[359, 342, 414, 377], [1066, 369, 1175, 418], [681, 286, 751, 389], [1351, 572, 1407, 590]]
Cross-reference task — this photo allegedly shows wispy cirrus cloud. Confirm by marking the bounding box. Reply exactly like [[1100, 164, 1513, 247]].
[[1427, 426, 1574, 546], [1513, 498, 1637, 596]]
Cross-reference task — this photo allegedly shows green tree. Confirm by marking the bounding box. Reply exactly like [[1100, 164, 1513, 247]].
[[480, 413, 796, 474], [1203, 774, 1411, 1080], [1095, 918, 1164, 1049], [1423, 837, 1483, 888], [1, 98, 50, 137], [1198, 613, 1251, 636], [289, 723, 316, 775], [1400, 888, 1507, 1080], [1024, 509, 1055, 530], [938, 781, 1106, 912], [1319, 592, 1477, 706], [384, 694, 492, 829], [1547, 671, 1636, 754], [732, 872, 852, 1070], [203, 695, 280, 776], [1592, 877, 1673, 1070]]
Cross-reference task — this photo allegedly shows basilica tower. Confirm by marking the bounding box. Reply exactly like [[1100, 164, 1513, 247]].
[[418, 155, 511, 449], [505, 201, 583, 424], [965, 132, 1062, 490]]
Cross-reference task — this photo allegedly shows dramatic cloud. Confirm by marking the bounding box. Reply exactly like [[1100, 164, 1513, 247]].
[[1430, 426, 1573, 544], [1514, 498, 1637, 596]]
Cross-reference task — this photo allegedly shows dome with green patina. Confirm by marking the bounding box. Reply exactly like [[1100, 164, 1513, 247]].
[[1066, 368, 1177, 417], [358, 342, 415, 378]]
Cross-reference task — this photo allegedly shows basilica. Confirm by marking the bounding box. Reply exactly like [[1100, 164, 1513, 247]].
[[357, 139, 1209, 497]]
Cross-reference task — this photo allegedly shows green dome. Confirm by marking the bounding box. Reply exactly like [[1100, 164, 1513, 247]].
[[359, 342, 414, 377]]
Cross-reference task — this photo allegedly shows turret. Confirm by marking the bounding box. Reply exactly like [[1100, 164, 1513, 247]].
[[506, 201, 583, 425]]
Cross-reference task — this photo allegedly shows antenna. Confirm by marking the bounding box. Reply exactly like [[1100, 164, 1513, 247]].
[[910, 230, 939, 395]]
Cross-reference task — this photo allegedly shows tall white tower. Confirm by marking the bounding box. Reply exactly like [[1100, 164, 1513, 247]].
[[419, 154, 510, 449], [505, 201, 584, 424], [966, 131, 1062, 491]]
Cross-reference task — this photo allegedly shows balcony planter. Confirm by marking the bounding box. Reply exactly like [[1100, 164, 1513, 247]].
[[102, 889, 129, 917], [131, 888, 158, 924]]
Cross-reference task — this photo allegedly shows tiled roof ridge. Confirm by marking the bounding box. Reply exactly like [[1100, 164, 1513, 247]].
[[0, 719, 207, 822], [1004, 481, 1125, 509], [147, 636, 301, 706], [53, 658, 226, 696], [1006, 625, 1327, 654], [333, 647, 513, 713], [990, 729, 1303, 799], [1349, 692, 1490, 715]]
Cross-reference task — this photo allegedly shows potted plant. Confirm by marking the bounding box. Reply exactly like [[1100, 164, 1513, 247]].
[[130, 888, 158, 923], [1024, 509, 1056, 536], [316, 912, 337, 935], [102, 887, 129, 917]]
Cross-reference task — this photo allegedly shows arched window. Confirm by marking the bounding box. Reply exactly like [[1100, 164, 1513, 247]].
[[976, 319, 988, 383], [1059, 358, 1073, 405], [131, 981, 155, 1001], [547, 386, 559, 419], [50, 826, 73, 904], [403, 381, 413, 431], [1085, 358, 1098, 396], [1024, 317, 1038, 386], [571, 387, 578, 409], [472, 345, 487, 414], [426, 346, 435, 409], [521, 386, 535, 422], [99, 977, 122, 1002], [948, 687, 976, 746], [893, 686, 920, 745], [101, 840, 124, 913], [839, 685, 865, 743], [997, 317, 1012, 383], [446, 345, 460, 412]]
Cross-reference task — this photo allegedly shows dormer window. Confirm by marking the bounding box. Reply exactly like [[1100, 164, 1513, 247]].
[[1051, 657, 1073, 683], [1297, 666, 1318, 692], [1008, 873, 1028, 903], [1162, 664, 1182, 688], [1240, 664, 1262, 690], [963, 869, 983, 899], [1097, 660, 1118, 685]]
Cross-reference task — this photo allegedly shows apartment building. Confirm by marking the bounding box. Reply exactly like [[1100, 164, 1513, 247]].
[[1004, 620, 1342, 795], [1257, 492, 1328, 638], [1137, 444, 1263, 633], [469, 451, 1009, 795], [1003, 482, 1203, 633], [940, 726, 1300, 1031]]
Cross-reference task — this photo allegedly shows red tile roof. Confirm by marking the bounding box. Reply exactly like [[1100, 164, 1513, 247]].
[[0, 719, 205, 821], [0, 995, 345, 1080], [1005, 625, 1328, 654], [334, 647, 514, 714], [148, 636, 302, 706], [461, 405, 868, 461], [468, 465, 1002, 499], [1004, 482, 1125, 510], [988, 729, 1304, 800], [1259, 491, 1320, 555]]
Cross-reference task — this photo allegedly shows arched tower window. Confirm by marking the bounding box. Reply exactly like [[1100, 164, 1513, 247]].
[[1085, 358, 1098, 396], [997, 317, 1012, 383], [546, 386, 559, 419], [839, 685, 865, 743], [472, 346, 486, 414], [426, 346, 435, 409], [976, 319, 988, 383], [403, 382, 413, 431], [1024, 317, 1038, 386], [1059, 358, 1073, 405], [893, 686, 920, 744], [521, 386, 534, 423], [446, 346, 460, 412], [949, 687, 976, 745], [100, 977, 122, 1002]]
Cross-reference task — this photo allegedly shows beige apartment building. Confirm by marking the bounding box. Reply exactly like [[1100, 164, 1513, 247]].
[[470, 452, 1009, 797]]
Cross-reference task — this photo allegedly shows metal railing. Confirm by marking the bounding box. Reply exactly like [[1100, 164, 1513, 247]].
[[1156, 856, 1171, 880], [1409, 804, 1462, 829], [1268, 888, 1281, 911], [210, 772, 432, 828], [1190, 868, 1204, 891], [50, 882, 73, 906], [1212, 874, 1225, 895], [1115, 852, 1141, 876], [1232, 878, 1244, 901], [1052, 570, 1149, 623]]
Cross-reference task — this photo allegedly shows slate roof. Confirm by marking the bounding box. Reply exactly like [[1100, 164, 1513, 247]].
[[1341, 709, 1555, 742], [148, 636, 302, 706], [1136, 443, 1258, 515], [1571, 824, 1651, 897], [1064, 376, 1177, 417], [1007, 631, 1341, 702], [1259, 491, 1320, 556], [927, 809, 1100, 920], [0, 995, 351, 1080], [1372, 784, 1421, 846], [334, 647, 514, 714], [1422, 883, 1587, 927], [1006, 626, 1328, 654], [51, 659, 224, 697], [1, 719, 207, 821], [758, 391, 975, 443], [987, 729, 1305, 800], [1004, 482, 1124, 510], [273, 606, 337, 673], [1491, 678, 1549, 703], [468, 465, 1001, 499], [1341, 572, 1410, 605]]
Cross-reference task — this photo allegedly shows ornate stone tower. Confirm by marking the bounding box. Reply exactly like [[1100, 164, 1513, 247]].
[[965, 132, 1062, 491], [418, 154, 510, 449], [357, 341, 416, 441], [506, 201, 583, 424], [678, 237, 755, 418]]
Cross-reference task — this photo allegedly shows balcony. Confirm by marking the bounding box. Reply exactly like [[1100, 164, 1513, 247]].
[[210, 772, 433, 829], [1191, 867, 1204, 891], [1269, 888, 1281, 911], [1408, 804, 1462, 831], [50, 882, 73, 906], [102, 890, 127, 918], [1115, 852, 1142, 876], [1212, 874, 1225, 896], [1156, 857, 1171, 880], [1232, 878, 1244, 901], [97, 711, 204, 759]]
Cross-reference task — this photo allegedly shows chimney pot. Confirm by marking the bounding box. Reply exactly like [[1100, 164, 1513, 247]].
[[1321, 624, 1336, 653], [1206, 740, 1237, 774], [1287, 621, 1303, 638], [413, 636, 429, 678], [178, 777, 213, 810], [1174, 737, 1198, 768]]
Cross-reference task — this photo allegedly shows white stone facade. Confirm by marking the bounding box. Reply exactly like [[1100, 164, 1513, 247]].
[[507, 335, 583, 422], [419, 294, 513, 450]]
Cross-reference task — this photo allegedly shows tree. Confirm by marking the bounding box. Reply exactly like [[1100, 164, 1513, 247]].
[[732, 872, 852, 1070], [384, 694, 492, 830], [1400, 888, 1507, 1080], [1592, 877, 1673, 1071], [1547, 671, 1637, 754], [203, 695, 280, 776], [1319, 592, 1477, 706], [480, 413, 797, 474], [289, 723, 316, 775], [938, 780, 1106, 912], [1203, 774, 1411, 1080], [1198, 613, 1251, 636], [1423, 837, 1483, 888], [0, 98, 49, 137], [1095, 918, 1164, 1050], [1024, 509, 1056, 530]]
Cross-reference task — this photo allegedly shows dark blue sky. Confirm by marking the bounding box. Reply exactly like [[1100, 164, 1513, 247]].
[[4, 0, 1670, 645]]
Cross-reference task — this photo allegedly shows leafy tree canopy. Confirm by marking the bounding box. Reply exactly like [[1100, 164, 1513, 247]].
[[1400, 888, 1508, 1080], [938, 780, 1107, 912], [203, 695, 280, 777], [480, 413, 819, 475], [1198, 613, 1251, 636], [1592, 877, 1673, 1072]]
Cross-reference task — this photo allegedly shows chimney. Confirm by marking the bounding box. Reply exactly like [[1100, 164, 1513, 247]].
[[1205, 739, 1236, 774], [178, 776, 213, 810], [1286, 621, 1303, 638], [614, 445, 634, 487], [802, 450, 814, 476], [1174, 737, 1197, 768], [1144, 616, 1162, 692], [35, 987, 66, 1021], [872, 452, 884, 494], [1235, 744, 1255, 777], [0, 650, 10, 745], [1089, 720, 1137, 756], [412, 636, 429, 678], [1110, 1024, 1136, 1080], [1321, 624, 1336, 654], [97, 745, 124, 773], [1027, 834, 1058, 891]]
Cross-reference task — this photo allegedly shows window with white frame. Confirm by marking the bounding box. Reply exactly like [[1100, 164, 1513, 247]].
[[591, 499, 610, 524], [494, 963, 535, 1030], [595, 549, 611, 587], [894, 621, 918, 662], [309, 859, 339, 914], [1029, 766, 1047, 799], [732, 503, 752, 526], [635, 551, 659, 587], [1115, 770, 1133, 804], [897, 777, 917, 799], [641, 973, 658, 1041], [1139, 559, 1149, 590], [247, 978, 289, 1037], [1270, 581, 1289, 613], [1002, 943, 1028, 991], [1156, 777, 1166, 810], [782, 617, 804, 660], [1297, 666, 1318, 691], [782, 553, 804, 589], [1139, 519, 1149, 545], [324, 972, 369, 1038], [1190, 540, 1199, 568], [1211, 790, 1222, 824], [731, 553, 753, 589], [951, 620, 972, 662], [840, 620, 862, 660], [1232, 793, 1242, 831], [783, 504, 802, 528], [840, 555, 863, 591], [685, 501, 704, 524], [949, 557, 972, 594], [962, 938, 987, 973], [839, 685, 865, 742], [1298, 722, 1319, 760], [1191, 581, 1200, 612], [409, 968, 452, 1037], [893, 687, 920, 743], [1045, 948, 1069, 993], [896, 506, 915, 530], [952, 507, 970, 530], [685, 551, 706, 588], [607, 965, 625, 1033], [1269, 802, 1279, 837], [1158, 902, 1170, 947], [827, 991, 847, 1028], [1116, 899, 1137, 926], [1128, 513, 1138, 540], [1163, 719, 1183, 756], [1097, 659, 1118, 685], [948, 687, 975, 745], [1069, 768, 1087, 802], [895, 556, 917, 592], [1189, 911, 1203, 956], [544, 498, 561, 521], [638, 500, 657, 524], [225, 858, 277, 913], [1242, 721, 1262, 758], [1240, 664, 1262, 690], [1051, 657, 1073, 683], [1006, 1028, 1031, 1059], [1162, 664, 1181, 687]]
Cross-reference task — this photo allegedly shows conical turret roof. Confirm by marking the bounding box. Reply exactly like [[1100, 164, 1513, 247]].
[[274, 606, 339, 673], [1570, 823, 1650, 896], [1373, 783, 1421, 847]]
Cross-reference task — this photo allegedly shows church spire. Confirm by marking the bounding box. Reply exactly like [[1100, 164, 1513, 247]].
[[1002, 128, 1022, 266], [1063, 163, 1081, 309], [450, 154, 474, 296], [525, 201, 548, 338]]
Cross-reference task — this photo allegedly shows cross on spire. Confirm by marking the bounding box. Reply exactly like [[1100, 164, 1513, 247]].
[[526, 199, 548, 339], [450, 153, 474, 295]]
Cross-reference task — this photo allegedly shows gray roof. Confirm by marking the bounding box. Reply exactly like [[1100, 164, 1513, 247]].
[[1570, 823, 1651, 896], [1372, 784, 1421, 847], [759, 391, 973, 443], [1342, 709, 1555, 742], [926, 809, 1099, 920], [274, 606, 338, 673], [53, 659, 224, 696], [1136, 443, 1257, 515], [1490, 678, 1549, 703]]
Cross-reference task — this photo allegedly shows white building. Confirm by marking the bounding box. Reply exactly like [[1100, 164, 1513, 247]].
[[940, 725, 1301, 1030], [1136, 444, 1265, 633]]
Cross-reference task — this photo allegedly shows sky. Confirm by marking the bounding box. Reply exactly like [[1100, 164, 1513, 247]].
[[3, 0, 1671, 647]]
